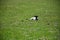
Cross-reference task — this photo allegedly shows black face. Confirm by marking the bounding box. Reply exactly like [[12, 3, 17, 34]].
[[34, 16, 38, 20]]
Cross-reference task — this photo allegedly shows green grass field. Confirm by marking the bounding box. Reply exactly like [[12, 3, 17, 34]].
[[0, 0, 60, 40]]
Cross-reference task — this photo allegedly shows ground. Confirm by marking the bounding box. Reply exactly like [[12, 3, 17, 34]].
[[0, 0, 60, 40]]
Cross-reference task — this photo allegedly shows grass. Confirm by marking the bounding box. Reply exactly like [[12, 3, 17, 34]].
[[0, 0, 60, 40]]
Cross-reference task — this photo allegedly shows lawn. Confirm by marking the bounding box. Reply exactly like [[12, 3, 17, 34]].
[[0, 0, 60, 40]]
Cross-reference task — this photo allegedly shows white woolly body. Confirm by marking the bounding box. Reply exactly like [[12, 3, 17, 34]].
[[30, 17, 36, 20]]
